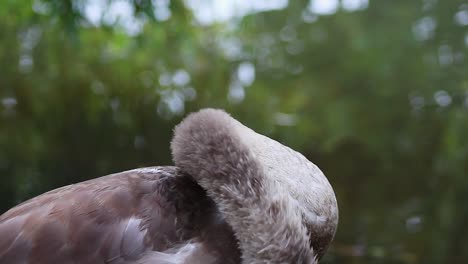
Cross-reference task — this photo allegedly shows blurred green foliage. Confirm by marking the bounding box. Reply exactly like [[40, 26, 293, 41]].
[[1, 0, 467, 263]]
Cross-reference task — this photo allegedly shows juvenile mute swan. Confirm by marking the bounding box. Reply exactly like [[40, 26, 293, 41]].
[[0, 108, 338, 264]]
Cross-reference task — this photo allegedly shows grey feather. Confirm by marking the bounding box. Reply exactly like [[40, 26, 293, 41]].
[[171, 109, 338, 263]]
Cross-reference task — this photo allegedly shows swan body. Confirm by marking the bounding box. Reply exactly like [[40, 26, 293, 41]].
[[0, 109, 338, 263]]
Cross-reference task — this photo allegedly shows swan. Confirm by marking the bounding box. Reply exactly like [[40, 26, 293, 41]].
[[0, 108, 338, 263]]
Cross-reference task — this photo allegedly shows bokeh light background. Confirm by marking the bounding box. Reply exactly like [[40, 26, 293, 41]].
[[1, 0, 467, 263]]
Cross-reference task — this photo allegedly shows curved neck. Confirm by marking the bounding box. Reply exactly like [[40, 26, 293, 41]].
[[171, 109, 316, 263]]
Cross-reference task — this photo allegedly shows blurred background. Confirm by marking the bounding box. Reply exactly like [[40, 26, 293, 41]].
[[1, 0, 467, 263]]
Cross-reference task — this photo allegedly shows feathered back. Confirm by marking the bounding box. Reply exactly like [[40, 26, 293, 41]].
[[171, 109, 338, 263]]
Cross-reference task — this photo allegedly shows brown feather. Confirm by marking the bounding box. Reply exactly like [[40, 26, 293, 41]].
[[0, 167, 240, 264]]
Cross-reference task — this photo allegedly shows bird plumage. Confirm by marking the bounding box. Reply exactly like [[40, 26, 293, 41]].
[[0, 167, 240, 264], [0, 108, 338, 264]]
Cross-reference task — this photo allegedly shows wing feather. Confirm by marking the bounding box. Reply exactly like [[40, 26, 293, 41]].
[[0, 167, 181, 264]]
